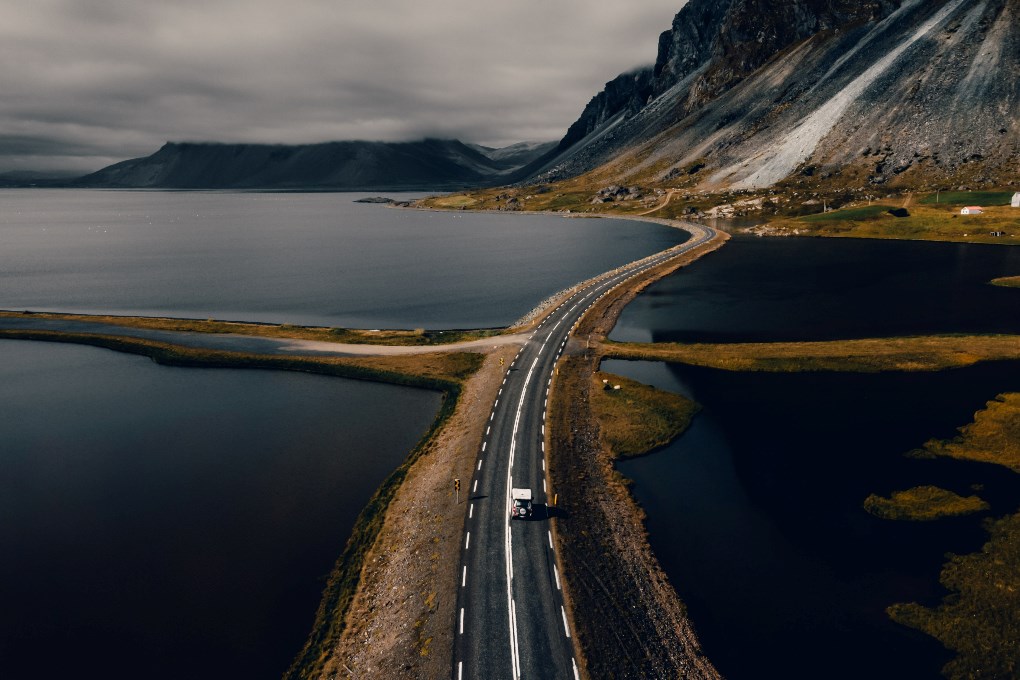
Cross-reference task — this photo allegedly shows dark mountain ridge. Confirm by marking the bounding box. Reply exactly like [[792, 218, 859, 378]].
[[526, 0, 1018, 192], [75, 138, 552, 190]]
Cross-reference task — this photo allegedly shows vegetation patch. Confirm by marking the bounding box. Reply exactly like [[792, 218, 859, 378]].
[[800, 204, 891, 222], [918, 190, 1013, 206], [602, 335, 1020, 373], [430, 194, 479, 208], [0, 310, 504, 346], [912, 393, 1020, 473], [885, 392, 1020, 678], [990, 276, 1020, 288], [590, 370, 699, 459], [766, 204, 1020, 243], [888, 511, 1020, 680], [863, 486, 988, 521]]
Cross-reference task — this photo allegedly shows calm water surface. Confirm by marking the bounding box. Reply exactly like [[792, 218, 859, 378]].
[[608, 359, 1020, 680], [0, 189, 687, 329], [0, 340, 441, 679], [611, 235, 1020, 342]]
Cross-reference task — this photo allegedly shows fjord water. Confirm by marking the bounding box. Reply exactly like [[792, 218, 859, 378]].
[[0, 340, 441, 679], [0, 189, 688, 328], [609, 359, 1020, 680], [611, 235, 1020, 342]]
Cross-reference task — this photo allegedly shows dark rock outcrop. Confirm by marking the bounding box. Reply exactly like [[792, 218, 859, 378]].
[[529, 0, 1017, 191]]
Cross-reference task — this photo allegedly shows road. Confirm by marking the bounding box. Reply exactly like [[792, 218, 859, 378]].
[[453, 220, 716, 680]]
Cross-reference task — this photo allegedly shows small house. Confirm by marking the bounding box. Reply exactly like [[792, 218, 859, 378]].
[[1012, 192, 1020, 208], [961, 206, 983, 215]]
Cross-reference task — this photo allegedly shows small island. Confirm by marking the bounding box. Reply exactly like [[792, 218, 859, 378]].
[[863, 486, 989, 521]]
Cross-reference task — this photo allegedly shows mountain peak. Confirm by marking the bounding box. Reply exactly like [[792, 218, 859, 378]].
[[530, 0, 1017, 192]]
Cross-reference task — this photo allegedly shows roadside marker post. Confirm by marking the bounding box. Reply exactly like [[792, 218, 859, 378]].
[[455, 478, 461, 505]]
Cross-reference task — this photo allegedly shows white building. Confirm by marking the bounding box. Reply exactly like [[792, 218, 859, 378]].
[[1012, 192, 1020, 208], [961, 206, 984, 215]]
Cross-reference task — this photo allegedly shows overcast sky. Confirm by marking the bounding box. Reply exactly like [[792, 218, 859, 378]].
[[0, 0, 685, 174]]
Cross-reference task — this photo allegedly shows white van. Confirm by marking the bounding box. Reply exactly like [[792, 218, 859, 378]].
[[510, 488, 533, 519]]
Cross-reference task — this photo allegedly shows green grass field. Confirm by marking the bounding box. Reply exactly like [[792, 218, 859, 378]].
[[800, 204, 893, 222], [918, 191, 1014, 206]]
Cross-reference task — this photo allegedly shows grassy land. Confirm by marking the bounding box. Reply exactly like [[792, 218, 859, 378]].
[[420, 185, 1020, 245], [602, 335, 1020, 373], [799, 204, 892, 222], [912, 393, 1020, 473], [991, 276, 1020, 288], [885, 392, 1020, 679], [0, 328, 483, 680], [863, 486, 988, 521], [889, 511, 1020, 679], [590, 371, 699, 459], [918, 191, 1014, 206], [0, 310, 504, 346], [768, 203, 1019, 243]]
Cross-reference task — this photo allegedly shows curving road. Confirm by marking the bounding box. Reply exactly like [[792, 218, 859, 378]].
[[453, 220, 716, 680]]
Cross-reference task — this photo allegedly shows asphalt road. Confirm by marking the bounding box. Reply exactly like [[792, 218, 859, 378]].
[[453, 221, 716, 680]]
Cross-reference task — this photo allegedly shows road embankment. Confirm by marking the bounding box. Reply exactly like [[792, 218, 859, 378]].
[[546, 224, 728, 679]]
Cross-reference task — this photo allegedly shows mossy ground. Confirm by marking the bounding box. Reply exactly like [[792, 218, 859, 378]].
[[886, 393, 1020, 679], [602, 335, 1020, 373], [768, 202, 1019, 244], [863, 486, 989, 521], [0, 310, 504, 346], [913, 393, 1020, 474], [889, 512, 1020, 680], [590, 371, 699, 459], [990, 276, 1020, 288]]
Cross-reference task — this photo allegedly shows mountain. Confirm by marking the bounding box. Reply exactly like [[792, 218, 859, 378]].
[[75, 138, 553, 190], [525, 0, 1019, 192], [467, 141, 558, 169]]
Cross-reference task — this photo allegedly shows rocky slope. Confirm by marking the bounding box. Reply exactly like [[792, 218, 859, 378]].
[[75, 138, 552, 190], [528, 0, 1019, 192]]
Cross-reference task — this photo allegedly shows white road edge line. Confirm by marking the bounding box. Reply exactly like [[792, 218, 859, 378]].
[[460, 607, 464, 635], [561, 606, 571, 638], [462, 566, 467, 587], [465, 532, 470, 550], [554, 564, 561, 590], [506, 355, 539, 679]]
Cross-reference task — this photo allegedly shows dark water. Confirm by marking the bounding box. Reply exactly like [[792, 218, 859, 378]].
[[609, 359, 1020, 680], [0, 189, 687, 329], [611, 236, 1020, 342], [0, 340, 441, 680]]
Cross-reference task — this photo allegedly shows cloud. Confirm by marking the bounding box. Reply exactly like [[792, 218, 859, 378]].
[[0, 0, 684, 172]]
